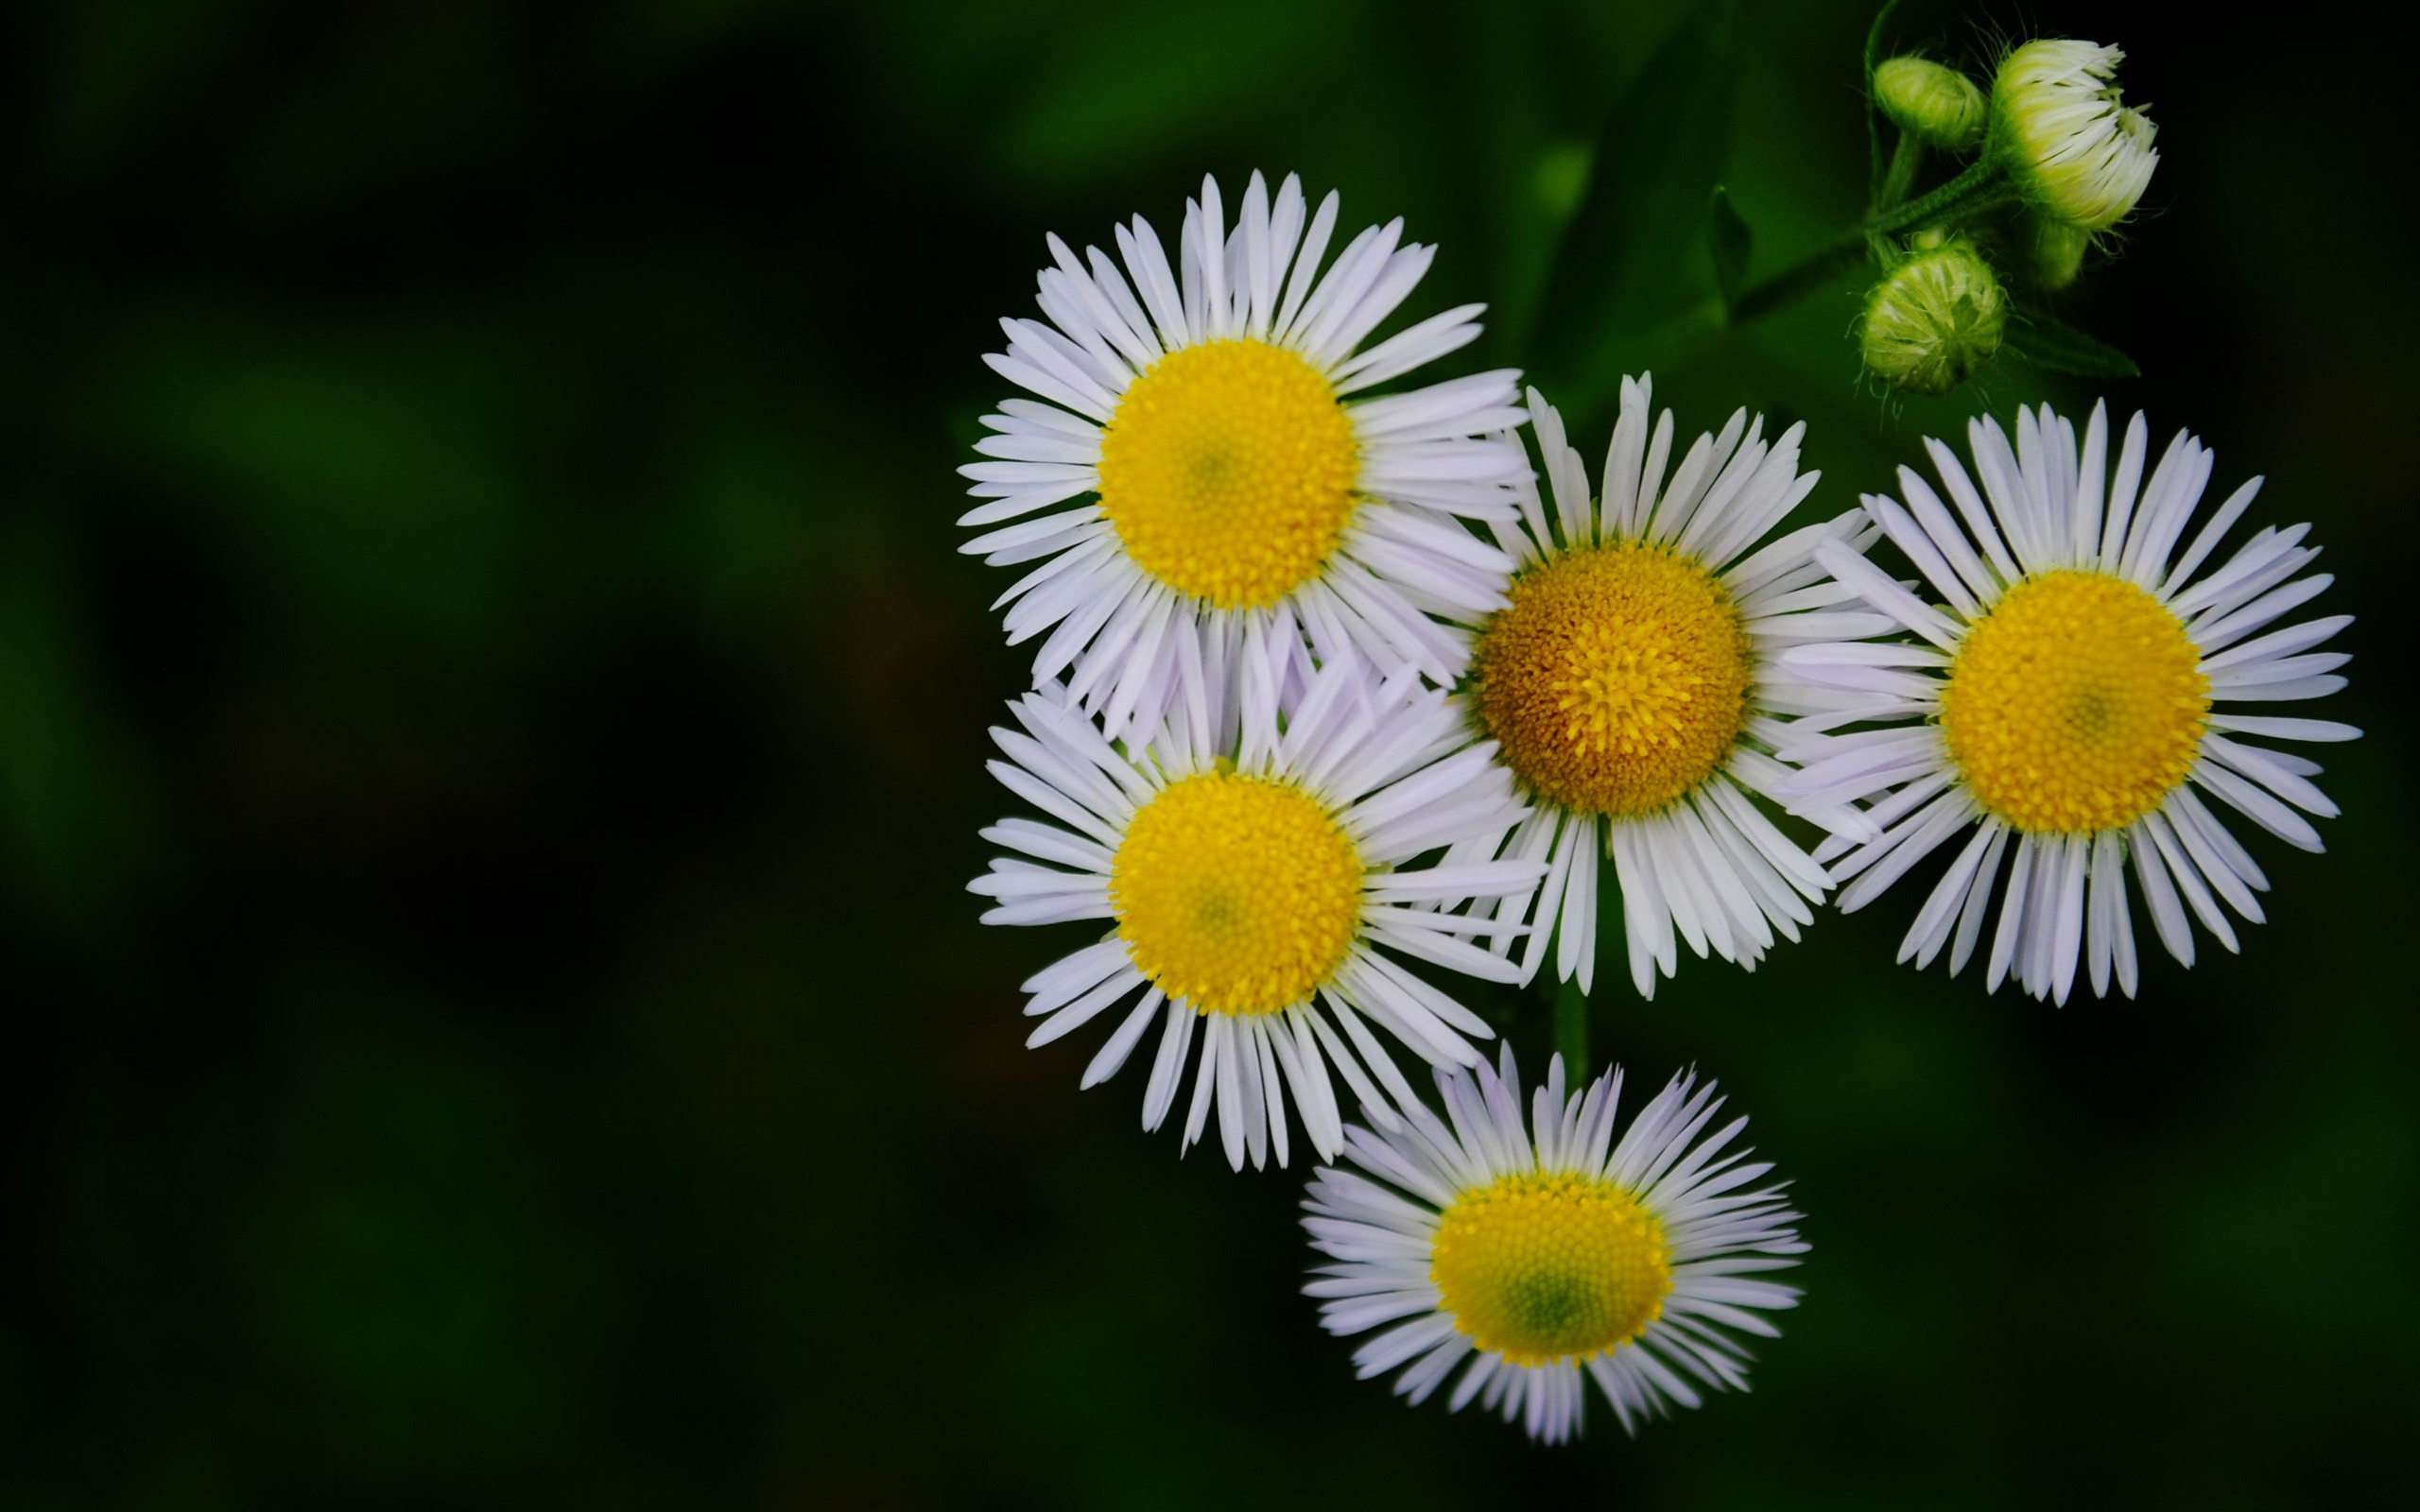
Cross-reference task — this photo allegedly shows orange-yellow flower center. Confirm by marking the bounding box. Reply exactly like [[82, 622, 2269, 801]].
[[1430, 1171, 1671, 1366], [1940, 569, 2209, 833], [1471, 541, 1752, 816], [1109, 767, 1362, 1016], [1095, 338, 1359, 609]]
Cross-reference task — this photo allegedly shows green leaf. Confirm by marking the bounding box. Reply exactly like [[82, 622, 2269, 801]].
[[2004, 309, 2144, 378], [1708, 186, 1754, 309], [0, 528, 152, 924], [1525, 0, 1741, 415], [1864, 0, 1905, 198]]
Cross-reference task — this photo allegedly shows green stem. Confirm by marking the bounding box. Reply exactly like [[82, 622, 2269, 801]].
[[1552, 979, 1590, 1074], [1875, 130, 1925, 214], [1724, 158, 2016, 329], [1728, 230, 1867, 322], [1865, 156, 2014, 238]]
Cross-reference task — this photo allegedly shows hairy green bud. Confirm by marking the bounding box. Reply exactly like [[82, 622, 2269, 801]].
[[1874, 57, 1987, 152], [1991, 40, 2158, 232], [2022, 214, 2094, 290], [1860, 244, 2007, 395]]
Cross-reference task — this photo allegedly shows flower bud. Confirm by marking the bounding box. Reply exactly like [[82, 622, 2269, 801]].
[[1874, 57, 1987, 151], [2022, 214, 2093, 290], [1991, 40, 2158, 232], [1859, 244, 2006, 395]]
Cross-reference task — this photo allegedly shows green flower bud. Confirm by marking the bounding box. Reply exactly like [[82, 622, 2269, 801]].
[[1991, 40, 2158, 232], [1860, 244, 2006, 395], [1874, 57, 1987, 151], [2022, 214, 2094, 290]]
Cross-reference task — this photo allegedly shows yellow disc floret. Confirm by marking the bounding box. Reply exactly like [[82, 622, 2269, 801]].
[[1430, 1171, 1672, 1366], [1940, 569, 2210, 833], [1110, 767, 1363, 1016], [1096, 338, 1359, 609], [1471, 541, 1752, 816]]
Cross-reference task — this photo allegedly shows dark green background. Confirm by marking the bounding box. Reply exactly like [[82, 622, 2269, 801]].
[[5, 1, 2412, 1505]]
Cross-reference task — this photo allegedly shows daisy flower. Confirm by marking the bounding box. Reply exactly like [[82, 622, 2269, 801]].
[[1462, 380, 1893, 999], [959, 171, 1529, 742], [1304, 1048, 1805, 1442], [1781, 402, 2360, 1002], [970, 648, 1543, 1170]]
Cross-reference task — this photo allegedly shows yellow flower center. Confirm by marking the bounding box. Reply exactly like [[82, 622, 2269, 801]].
[[1471, 541, 1752, 816], [1096, 339, 1360, 609], [1940, 569, 2210, 833], [1429, 1171, 1672, 1366], [1109, 767, 1363, 1016]]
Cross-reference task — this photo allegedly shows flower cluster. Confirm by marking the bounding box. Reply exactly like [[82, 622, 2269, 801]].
[[956, 160, 2353, 1439], [1857, 37, 2160, 394]]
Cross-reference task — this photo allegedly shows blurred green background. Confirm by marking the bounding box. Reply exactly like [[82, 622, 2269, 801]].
[[4, 0, 2413, 1505]]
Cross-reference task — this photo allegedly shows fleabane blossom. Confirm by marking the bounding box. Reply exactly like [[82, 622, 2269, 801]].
[[972, 649, 1543, 1170], [1461, 380, 1891, 998], [1304, 1049, 1805, 1442], [960, 171, 1529, 742], [1782, 402, 2358, 1002]]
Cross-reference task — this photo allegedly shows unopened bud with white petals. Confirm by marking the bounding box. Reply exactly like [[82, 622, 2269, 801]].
[[1991, 40, 2158, 232]]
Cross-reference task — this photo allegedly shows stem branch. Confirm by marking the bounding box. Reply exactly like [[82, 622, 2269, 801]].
[[1725, 157, 2017, 327], [1728, 231, 1868, 322], [1552, 979, 1590, 1075], [1866, 156, 2014, 237], [1876, 130, 1925, 214]]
